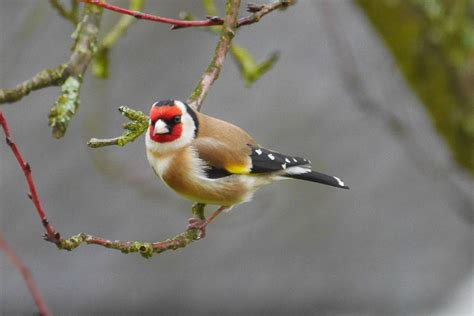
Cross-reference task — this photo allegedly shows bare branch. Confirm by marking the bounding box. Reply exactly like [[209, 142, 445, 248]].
[[82, 0, 294, 31], [187, 0, 241, 111], [81, 0, 224, 28], [237, 1, 295, 28], [0, 233, 52, 316], [0, 112, 59, 241]]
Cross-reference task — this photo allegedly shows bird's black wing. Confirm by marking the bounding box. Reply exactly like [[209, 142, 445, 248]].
[[248, 145, 310, 173], [248, 145, 349, 189]]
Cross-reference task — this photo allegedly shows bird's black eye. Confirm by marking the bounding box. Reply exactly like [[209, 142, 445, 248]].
[[173, 115, 181, 123]]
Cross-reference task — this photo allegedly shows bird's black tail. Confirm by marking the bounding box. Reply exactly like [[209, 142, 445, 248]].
[[284, 170, 349, 189]]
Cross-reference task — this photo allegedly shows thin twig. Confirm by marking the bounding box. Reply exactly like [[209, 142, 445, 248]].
[[237, 1, 294, 28], [49, 0, 79, 24], [0, 66, 67, 104], [187, 0, 241, 111], [55, 203, 206, 258], [81, 0, 223, 28], [82, 0, 293, 31], [0, 233, 52, 316], [87, 106, 149, 148], [0, 112, 59, 241]]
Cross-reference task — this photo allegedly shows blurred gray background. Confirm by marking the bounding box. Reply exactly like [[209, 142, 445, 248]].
[[1, 1, 473, 315]]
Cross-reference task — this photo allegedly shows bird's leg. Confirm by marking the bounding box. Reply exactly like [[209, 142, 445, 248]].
[[187, 205, 227, 239], [191, 203, 206, 220]]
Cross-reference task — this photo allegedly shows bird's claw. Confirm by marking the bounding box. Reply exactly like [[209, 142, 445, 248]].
[[187, 218, 208, 239]]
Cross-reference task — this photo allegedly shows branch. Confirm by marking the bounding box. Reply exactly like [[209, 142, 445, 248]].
[[237, 1, 294, 28], [1, 110, 212, 257], [0, 4, 102, 139], [49, 0, 79, 24], [0, 233, 52, 316], [187, 0, 241, 111], [0, 66, 67, 104], [49, 3, 103, 138], [81, 0, 224, 28], [87, 106, 149, 148], [56, 203, 206, 258], [82, 0, 294, 30], [0, 112, 59, 241]]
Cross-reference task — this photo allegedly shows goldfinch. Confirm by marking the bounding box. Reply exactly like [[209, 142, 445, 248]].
[[145, 99, 348, 237]]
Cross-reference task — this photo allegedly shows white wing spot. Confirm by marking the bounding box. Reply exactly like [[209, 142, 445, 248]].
[[286, 166, 311, 175], [285, 158, 291, 163], [293, 158, 297, 163], [282, 163, 287, 169], [333, 176, 345, 187], [268, 153, 275, 160], [255, 149, 262, 155]]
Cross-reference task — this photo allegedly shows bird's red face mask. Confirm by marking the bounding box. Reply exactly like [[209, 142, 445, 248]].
[[149, 105, 183, 143]]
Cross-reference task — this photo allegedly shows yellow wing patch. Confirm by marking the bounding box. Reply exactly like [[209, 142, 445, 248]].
[[224, 164, 250, 174]]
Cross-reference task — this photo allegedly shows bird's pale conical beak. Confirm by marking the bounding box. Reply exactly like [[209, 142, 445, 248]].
[[153, 119, 169, 135]]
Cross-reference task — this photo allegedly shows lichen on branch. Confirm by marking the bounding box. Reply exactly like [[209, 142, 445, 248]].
[[48, 3, 103, 138], [0, 65, 67, 104], [48, 76, 82, 138], [87, 106, 149, 148]]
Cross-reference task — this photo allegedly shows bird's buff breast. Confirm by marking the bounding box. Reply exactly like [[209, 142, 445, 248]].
[[146, 148, 252, 206]]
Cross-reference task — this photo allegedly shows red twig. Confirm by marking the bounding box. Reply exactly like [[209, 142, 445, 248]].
[[0, 233, 52, 316], [81, 0, 294, 30], [0, 111, 59, 243], [81, 0, 224, 28]]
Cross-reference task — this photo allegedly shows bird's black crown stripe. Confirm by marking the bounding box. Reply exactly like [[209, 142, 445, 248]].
[[183, 101, 199, 137]]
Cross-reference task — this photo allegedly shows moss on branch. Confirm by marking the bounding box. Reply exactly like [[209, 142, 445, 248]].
[[54, 203, 206, 258], [48, 3, 103, 138], [87, 106, 149, 148]]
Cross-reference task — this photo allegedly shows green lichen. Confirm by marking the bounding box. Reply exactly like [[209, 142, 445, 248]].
[[116, 106, 149, 146], [56, 233, 86, 251], [48, 76, 82, 138]]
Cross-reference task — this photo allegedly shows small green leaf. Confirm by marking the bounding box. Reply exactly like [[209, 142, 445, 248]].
[[230, 44, 280, 87]]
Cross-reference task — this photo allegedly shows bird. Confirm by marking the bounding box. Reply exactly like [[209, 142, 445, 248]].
[[145, 99, 348, 238]]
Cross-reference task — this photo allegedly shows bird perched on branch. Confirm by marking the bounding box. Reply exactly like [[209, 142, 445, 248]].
[[145, 99, 348, 238]]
